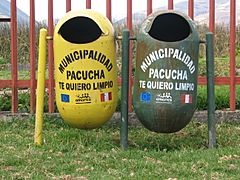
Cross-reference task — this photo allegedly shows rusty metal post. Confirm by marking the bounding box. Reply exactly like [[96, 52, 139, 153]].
[[106, 0, 112, 22], [11, 0, 18, 113], [168, 0, 174, 10], [209, 0, 215, 33], [230, 0, 236, 111], [86, 0, 91, 9], [127, 0, 133, 112], [147, 0, 152, 15], [48, 0, 54, 112], [188, 0, 194, 20], [66, 0, 71, 12], [30, 0, 36, 113]]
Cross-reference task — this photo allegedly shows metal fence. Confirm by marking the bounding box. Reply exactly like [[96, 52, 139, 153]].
[[0, 0, 238, 113]]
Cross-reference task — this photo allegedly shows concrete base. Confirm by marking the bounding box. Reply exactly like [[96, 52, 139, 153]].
[[1, 110, 240, 125]]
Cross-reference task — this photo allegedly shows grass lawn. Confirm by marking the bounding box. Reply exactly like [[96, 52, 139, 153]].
[[0, 116, 240, 179]]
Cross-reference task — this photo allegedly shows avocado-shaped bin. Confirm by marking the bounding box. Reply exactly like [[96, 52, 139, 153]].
[[54, 10, 118, 129], [133, 11, 200, 133]]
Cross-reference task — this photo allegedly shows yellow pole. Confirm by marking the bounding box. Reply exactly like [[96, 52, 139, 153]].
[[34, 28, 47, 145]]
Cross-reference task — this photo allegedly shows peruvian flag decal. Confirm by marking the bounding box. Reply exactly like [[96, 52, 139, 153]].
[[181, 94, 192, 104], [100, 92, 112, 102]]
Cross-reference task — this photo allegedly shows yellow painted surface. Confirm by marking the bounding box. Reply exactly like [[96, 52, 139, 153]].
[[54, 10, 118, 129], [34, 28, 47, 145]]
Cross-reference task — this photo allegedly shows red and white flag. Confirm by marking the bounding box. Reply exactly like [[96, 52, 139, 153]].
[[100, 92, 112, 102], [181, 94, 192, 104]]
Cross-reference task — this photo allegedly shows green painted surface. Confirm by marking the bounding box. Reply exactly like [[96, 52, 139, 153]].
[[133, 11, 200, 133], [120, 30, 130, 149]]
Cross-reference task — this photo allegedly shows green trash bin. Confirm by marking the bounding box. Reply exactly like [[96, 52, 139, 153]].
[[133, 11, 200, 133]]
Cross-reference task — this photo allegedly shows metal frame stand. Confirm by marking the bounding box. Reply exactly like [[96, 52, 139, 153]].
[[120, 29, 130, 149], [206, 32, 216, 148]]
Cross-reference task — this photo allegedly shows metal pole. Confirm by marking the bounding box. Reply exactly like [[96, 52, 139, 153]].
[[209, 0, 215, 33], [147, 0, 152, 15], [30, 0, 36, 113], [106, 0, 112, 22], [66, 0, 71, 12], [188, 0, 194, 20], [206, 32, 216, 148], [120, 30, 130, 150], [11, 0, 18, 113], [48, 0, 54, 113], [230, 0, 236, 111], [168, 0, 174, 10], [34, 29, 47, 145], [127, 0, 133, 112], [86, 0, 91, 9]]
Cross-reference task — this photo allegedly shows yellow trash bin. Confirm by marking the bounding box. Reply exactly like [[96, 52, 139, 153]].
[[53, 10, 118, 129]]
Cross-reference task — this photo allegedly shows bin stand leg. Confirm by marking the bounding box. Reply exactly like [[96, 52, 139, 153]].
[[34, 28, 47, 145], [206, 32, 216, 148], [120, 29, 130, 149]]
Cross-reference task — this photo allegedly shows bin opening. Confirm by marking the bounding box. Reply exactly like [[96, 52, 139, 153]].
[[58, 16, 102, 44], [148, 13, 191, 42]]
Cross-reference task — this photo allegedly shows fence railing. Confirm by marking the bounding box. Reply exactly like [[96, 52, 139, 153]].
[[0, 0, 238, 113]]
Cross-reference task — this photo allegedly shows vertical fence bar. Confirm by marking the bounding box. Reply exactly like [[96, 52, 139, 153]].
[[66, 0, 71, 12], [86, 0, 91, 9], [230, 0, 236, 111], [121, 30, 130, 150], [11, 0, 18, 113], [209, 0, 215, 33], [48, 0, 54, 112], [168, 0, 174, 10], [127, 0, 133, 112], [188, 0, 194, 20], [106, 0, 112, 22], [30, 0, 36, 113], [147, 0, 152, 15], [206, 32, 216, 148]]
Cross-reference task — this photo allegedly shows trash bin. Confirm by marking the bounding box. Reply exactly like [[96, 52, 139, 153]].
[[53, 10, 118, 129], [133, 11, 200, 133]]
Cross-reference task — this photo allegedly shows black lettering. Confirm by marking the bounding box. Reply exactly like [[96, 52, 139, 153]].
[[65, 70, 105, 80], [79, 50, 83, 59], [59, 64, 65, 74], [107, 63, 113, 71], [73, 51, 79, 60], [100, 55, 106, 63], [88, 50, 94, 60], [65, 55, 73, 64], [66, 71, 71, 80], [71, 71, 76, 80], [65, 82, 91, 91], [89, 70, 93, 79], [61, 59, 68, 67], [58, 50, 113, 74], [97, 52, 102, 61], [100, 70, 105, 79], [82, 71, 87, 80], [59, 82, 64, 89], [94, 70, 99, 79], [76, 71, 81, 80], [93, 51, 98, 60], [104, 59, 110, 67], [70, 53, 75, 62], [83, 50, 88, 58], [93, 80, 113, 90]]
